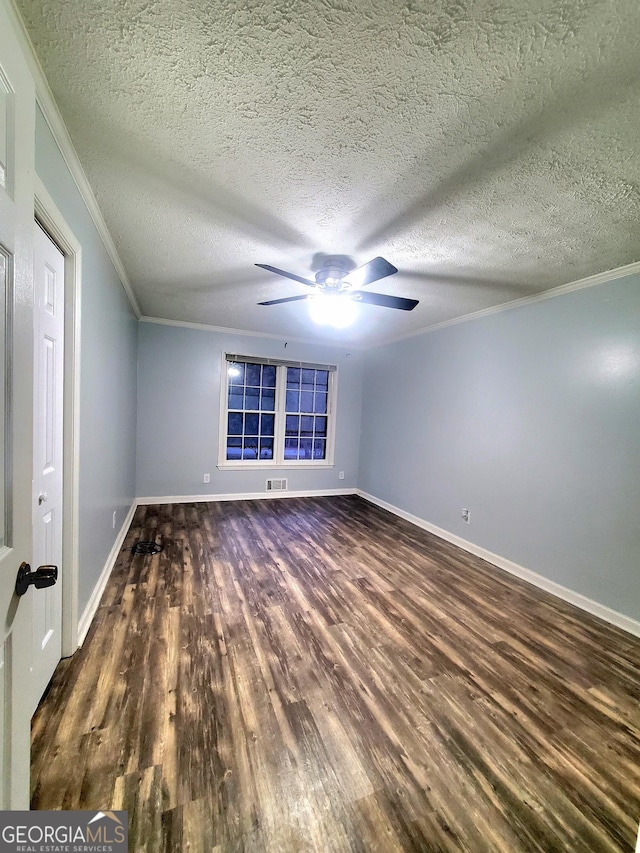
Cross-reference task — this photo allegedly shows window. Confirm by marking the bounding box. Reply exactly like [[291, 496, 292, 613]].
[[219, 355, 337, 467], [284, 367, 329, 461]]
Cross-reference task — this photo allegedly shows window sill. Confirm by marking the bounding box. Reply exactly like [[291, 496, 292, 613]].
[[218, 461, 335, 471]]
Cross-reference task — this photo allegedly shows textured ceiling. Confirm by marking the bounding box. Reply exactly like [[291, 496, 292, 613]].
[[17, 0, 640, 345]]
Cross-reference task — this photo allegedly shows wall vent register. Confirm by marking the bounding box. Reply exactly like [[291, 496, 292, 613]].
[[266, 478, 288, 492]]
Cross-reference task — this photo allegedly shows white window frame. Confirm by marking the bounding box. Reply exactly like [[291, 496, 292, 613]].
[[217, 354, 337, 470]]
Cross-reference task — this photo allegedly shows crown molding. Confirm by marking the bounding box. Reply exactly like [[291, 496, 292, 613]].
[[144, 258, 640, 351], [139, 316, 366, 350], [367, 259, 640, 349], [8, 0, 141, 319]]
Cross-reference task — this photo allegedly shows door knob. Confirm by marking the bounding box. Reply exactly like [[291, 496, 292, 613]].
[[15, 562, 58, 596], [38, 492, 47, 505]]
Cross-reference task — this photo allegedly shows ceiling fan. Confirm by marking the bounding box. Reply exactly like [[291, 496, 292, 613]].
[[256, 256, 419, 311]]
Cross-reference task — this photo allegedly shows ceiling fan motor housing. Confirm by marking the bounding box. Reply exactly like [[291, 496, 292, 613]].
[[315, 256, 354, 291]]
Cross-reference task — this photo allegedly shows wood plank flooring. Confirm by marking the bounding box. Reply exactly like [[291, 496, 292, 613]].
[[31, 496, 640, 852]]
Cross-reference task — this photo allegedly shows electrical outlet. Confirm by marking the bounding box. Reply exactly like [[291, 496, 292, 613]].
[[203, 473, 210, 484], [112, 510, 117, 529], [339, 471, 345, 480], [461, 508, 470, 524]]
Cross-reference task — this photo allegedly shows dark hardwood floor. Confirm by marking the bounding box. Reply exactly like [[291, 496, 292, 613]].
[[31, 496, 640, 852]]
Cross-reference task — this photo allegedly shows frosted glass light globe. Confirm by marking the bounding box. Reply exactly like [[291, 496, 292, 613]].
[[309, 293, 357, 328]]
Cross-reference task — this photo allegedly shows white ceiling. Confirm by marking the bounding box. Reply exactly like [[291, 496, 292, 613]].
[[16, 0, 640, 346]]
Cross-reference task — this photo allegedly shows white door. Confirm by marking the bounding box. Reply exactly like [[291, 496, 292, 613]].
[[31, 223, 64, 713], [0, 0, 38, 809]]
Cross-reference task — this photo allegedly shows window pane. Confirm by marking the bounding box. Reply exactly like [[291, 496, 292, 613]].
[[228, 362, 244, 384], [228, 412, 243, 435], [245, 390, 260, 410], [285, 389, 300, 412], [299, 438, 312, 459], [315, 370, 329, 389], [285, 415, 299, 435], [243, 438, 258, 459], [263, 365, 276, 387], [228, 391, 244, 410], [315, 416, 327, 436], [300, 415, 314, 436], [245, 363, 261, 386], [260, 413, 274, 436], [313, 439, 326, 459], [259, 438, 274, 459], [300, 391, 314, 412], [244, 413, 259, 435], [314, 392, 327, 414], [260, 388, 275, 411], [287, 367, 300, 388], [284, 439, 298, 459], [226, 438, 242, 460], [301, 368, 315, 388]]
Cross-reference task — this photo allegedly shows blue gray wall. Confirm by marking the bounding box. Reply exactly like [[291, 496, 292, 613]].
[[136, 322, 363, 497], [359, 274, 640, 621], [35, 107, 139, 615]]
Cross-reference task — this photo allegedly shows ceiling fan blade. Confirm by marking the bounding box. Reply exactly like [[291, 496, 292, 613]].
[[344, 256, 398, 288], [353, 291, 419, 311], [255, 264, 317, 288], [258, 294, 311, 306]]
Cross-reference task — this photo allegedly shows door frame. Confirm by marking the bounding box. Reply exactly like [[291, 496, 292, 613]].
[[34, 176, 81, 657]]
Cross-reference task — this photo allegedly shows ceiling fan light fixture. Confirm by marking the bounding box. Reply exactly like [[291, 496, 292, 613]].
[[308, 292, 358, 328], [257, 255, 416, 314]]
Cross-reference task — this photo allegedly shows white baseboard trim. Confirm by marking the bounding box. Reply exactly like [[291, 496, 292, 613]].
[[357, 490, 640, 639], [136, 488, 357, 506], [78, 489, 640, 642], [77, 500, 137, 647]]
